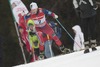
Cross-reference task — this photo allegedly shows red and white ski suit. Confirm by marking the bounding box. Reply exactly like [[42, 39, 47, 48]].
[[29, 8, 62, 46]]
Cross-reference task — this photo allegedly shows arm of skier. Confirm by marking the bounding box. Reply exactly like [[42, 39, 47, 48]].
[[73, 0, 81, 16], [89, 0, 98, 10], [42, 9, 58, 19], [73, 0, 79, 9]]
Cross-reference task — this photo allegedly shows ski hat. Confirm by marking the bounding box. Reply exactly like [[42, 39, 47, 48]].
[[30, 2, 38, 10], [72, 25, 82, 34], [27, 19, 35, 26]]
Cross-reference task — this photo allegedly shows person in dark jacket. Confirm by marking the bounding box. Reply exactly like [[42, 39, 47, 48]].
[[73, 0, 98, 53]]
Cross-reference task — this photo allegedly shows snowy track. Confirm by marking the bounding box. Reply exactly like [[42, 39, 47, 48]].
[[15, 46, 100, 67]]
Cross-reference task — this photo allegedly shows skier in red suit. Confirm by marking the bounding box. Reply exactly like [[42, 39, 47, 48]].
[[27, 2, 68, 53], [18, 13, 31, 53]]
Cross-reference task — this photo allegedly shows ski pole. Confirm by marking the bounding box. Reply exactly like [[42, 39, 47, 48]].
[[14, 22, 27, 64], [8, 0, 27, 64], [55, 18, 81, 48], [47, 34, 53, 57]]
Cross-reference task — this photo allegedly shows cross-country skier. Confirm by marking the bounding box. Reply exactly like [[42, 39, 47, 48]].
[[73, 0, 98, 53], [27, 2, 68, 54], [27, 19, 54, 58], [18, 13, 31, 53], [72, 25, 85, 51], [27, 19, 44, 61]]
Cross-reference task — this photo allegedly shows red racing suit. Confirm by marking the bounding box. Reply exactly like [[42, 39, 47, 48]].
[[18, 14, 31, 52], [18, 14, 44, 53], [29, 8, 62, 46]]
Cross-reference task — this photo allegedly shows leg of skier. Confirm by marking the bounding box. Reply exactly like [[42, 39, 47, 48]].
[[80, 18, 90, 53], [84, 41, 90, 53], [36, 23, 68, 54], [44, 40, 54, 58], [89, 16, 97, 51], [44, 24, 70, 54]]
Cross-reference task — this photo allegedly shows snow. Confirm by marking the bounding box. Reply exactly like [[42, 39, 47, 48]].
[[14, 46, 100, 67]]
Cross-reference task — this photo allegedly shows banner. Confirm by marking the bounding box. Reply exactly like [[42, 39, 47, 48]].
[[9, 0, 29, 23], [9, 0, 28, 63]]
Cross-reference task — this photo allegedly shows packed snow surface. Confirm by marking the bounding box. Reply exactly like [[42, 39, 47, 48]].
[[15, 46, 100, 67]]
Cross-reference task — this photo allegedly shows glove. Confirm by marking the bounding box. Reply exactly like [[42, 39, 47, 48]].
[[93, 5, 98, 10], [54, 14, 58, 19]]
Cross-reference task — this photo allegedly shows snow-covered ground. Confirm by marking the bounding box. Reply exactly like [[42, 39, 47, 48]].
[[14, 46, 100, 67]]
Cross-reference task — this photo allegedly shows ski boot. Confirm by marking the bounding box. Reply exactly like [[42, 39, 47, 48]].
[[90, 40, 97, 51], [59, 45, 71, 54], [38, 51, 44, 60], [84, 41, 90, 53]]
